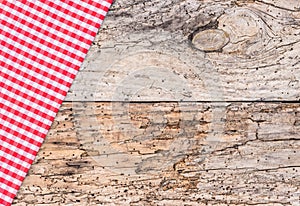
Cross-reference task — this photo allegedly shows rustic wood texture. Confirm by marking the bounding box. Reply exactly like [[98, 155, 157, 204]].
[[13, 0, 300, 205], [13, 102, 300, 205], [66, 0, 300, 101]]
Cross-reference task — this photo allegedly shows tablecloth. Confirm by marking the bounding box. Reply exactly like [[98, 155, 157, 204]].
[[0, 1, 112, 205]]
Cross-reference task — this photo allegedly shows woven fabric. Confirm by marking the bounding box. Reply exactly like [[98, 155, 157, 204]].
[[0, 1, 112, 205]]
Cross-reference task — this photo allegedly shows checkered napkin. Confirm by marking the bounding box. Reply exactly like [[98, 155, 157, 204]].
[[0, 1, 112, 205]]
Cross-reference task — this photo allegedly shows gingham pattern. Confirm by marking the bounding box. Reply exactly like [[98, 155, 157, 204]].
[[0, 1, 112, 205]]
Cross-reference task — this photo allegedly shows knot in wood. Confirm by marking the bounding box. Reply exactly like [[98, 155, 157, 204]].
[[192, 29, 229, 52]]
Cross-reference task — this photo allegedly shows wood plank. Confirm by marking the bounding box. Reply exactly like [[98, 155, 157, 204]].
[[66, 0, 300, 101], [13, 102, 300, 205]]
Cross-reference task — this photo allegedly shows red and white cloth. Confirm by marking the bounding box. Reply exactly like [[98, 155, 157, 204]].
[[0, 1, 112, 205]]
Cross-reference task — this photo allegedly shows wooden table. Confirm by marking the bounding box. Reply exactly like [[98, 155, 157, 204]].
[[13, 0, 300, 205]]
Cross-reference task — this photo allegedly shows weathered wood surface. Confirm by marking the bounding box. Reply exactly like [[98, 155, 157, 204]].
[[13, 102, 300, 205], [66, 0, 300, 101], [13, 0, 300, 205]]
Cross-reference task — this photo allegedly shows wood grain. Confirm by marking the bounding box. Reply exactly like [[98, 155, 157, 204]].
[[66, 0, 300, 101], [13, 0, 300, 205], [13, 102, 300, 205]]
